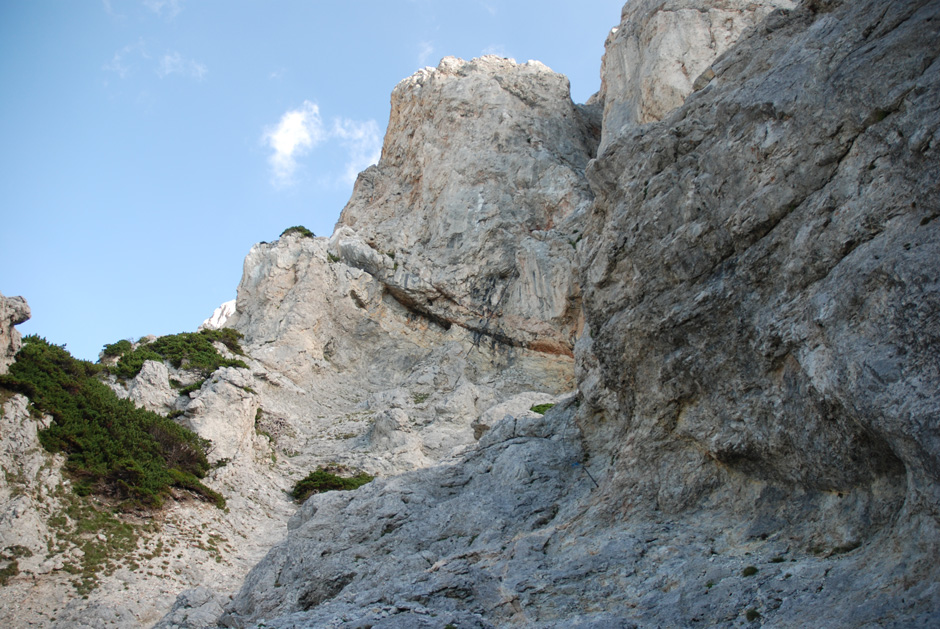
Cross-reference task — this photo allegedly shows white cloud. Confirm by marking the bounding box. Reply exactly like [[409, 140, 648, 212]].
[[263, 104, 382, 189], [143, 0, 183, 19], [104, 42, 205, 83], [418, 41, 435, 67], [263, 101, 325, 188], [103, 40, 148, 79], [332, 119, 383, 185], [157, 51, 208, 80]]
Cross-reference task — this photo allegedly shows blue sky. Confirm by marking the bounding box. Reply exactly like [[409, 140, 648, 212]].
[[0, 0, 624, 361]]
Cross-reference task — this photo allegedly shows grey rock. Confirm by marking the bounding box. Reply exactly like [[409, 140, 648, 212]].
[[153, 586, 228, 629], [8, 0, 940, 627], [200, 299, 237, 331], [334, 55, 600, 356], [222, 402, 591, 627], [0, 291, 30, 374], [597, 0, 797, 151], [580, 0, 940, 618], [127, 360, 178, 415], [181, 366, 260, 464], [206, 0, 940, 627]]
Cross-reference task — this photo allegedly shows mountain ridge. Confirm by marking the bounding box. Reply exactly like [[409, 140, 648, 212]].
[[1, 0, 938, 626]]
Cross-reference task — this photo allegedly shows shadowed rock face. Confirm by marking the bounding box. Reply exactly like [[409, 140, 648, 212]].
[[580, 0, 939, 543]]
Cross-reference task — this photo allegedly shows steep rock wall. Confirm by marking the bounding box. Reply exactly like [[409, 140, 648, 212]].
[[597, 0, 796, 150], [581, 0, 940, 549], [203, 1, 940, 627], [336, 56, 600, 356], [226, 231, 575, 477]]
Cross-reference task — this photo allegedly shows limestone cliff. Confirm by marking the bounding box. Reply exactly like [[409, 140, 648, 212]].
[[581, 0, 940, 546], [2, 0, 938, 627], [335, 55, 600, 356], [207, 0, 940, 626], [597, 0, 796, 149]]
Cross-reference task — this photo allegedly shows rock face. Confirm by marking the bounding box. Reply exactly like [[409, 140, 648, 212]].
[[219, 402, 588, 628], [581, 0, 940, 547], [0, 292, 30, 374], [211, 0, 940, 627], [335, 55, 600, 356], [226, 224, 575, 478], [5, 0, 940, 627], [597, 0, 797, 150], [0, 394, 63, 577]]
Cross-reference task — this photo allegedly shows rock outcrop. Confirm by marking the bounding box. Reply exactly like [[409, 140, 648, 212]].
[[199, 300, 236, 331], [334, 55, 600, 357], [597, 0, 797, 149], [226, 219, 575, 478], [581, 0, 940, 546], [211, 0, 940, 626], [0, 291, 30, 374], [4, 0, 940, 627]]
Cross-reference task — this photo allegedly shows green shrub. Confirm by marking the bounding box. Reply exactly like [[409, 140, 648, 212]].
[[178, 380, 205, 396], [742, 566, 758, 577], [280, 225, 315, 238], [0, 336, 223, 509], [107, 329, 247, 380], [101, 339, 132, 358], [530, 403, 555, 415], [291, 467, 374, 503]]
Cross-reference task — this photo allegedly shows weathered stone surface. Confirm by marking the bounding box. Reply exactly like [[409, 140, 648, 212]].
[[227, 225, 577, 479], [471, 390, 566, 439], [197, 1, 940, 627], [152, 586, 226, 629], [180, 366, 260, 464], [0, 395, 62, 577], [6, 0, 940, 626], [334, 55, 600, 356], [221, 403, 592, 627], [596, 0, 796, 150], [0, 292, 30, 375], [127, 360, 178, 415], [580, 0, 940, 609]]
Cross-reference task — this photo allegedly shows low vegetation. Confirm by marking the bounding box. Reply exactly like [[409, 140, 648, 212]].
[[105, 329, 247, 381], [530, 403, 555, 415], [0, 336, 224, 509], [281, 225, 315, 238], [50, 490, 147, 595], [0, 545, 31, 586], [101, 339, 132, 358], [291, 466, 374, 503]]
